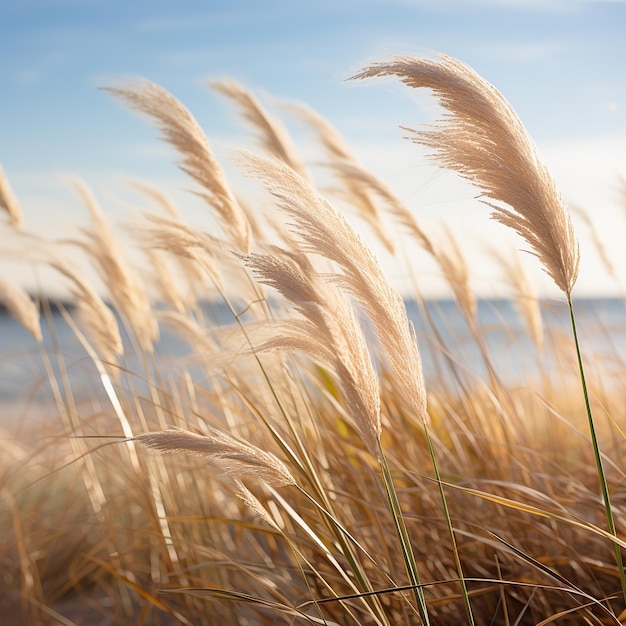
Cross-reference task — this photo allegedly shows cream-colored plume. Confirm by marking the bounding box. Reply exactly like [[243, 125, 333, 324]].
[[105, 81, 250, 252], [288, 103, 395, 253], [0, 277, 41, 342], [135, 426, 295, 488], [51, 259, 123, 364], [351, 53, 580, 297], [239, 153, 428, 426], [242, 249, 382, 456], [0, 165, 22, 228], [212, 80, 308, 180], [72, 179, 158, 352]]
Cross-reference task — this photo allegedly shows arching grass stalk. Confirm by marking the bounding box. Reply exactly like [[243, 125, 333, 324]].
[[422, 424, 475, 626], [213, 285, 392, 625], [568, 296, 626, 605], [351, 52, 588, 619], [378, 425, 476, 626], [238, 142, 467, 624], [378, 446, 431, 625]]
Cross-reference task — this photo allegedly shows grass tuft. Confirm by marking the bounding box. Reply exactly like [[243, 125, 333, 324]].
[[2, 50, 626, 625]]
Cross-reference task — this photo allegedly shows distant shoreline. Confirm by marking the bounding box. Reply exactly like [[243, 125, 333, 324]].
[[0, 294, 622, 316], [0, 299, 76, 315]]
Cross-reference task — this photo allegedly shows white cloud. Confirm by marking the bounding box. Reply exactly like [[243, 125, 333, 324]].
[[379, 0, 626, 11], [136, 15, 217, 33], [474, 41, 565, 62], [15, 69, 42, 86]]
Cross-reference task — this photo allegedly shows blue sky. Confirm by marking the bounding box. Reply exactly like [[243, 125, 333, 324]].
[[2, 0, 626, 297]]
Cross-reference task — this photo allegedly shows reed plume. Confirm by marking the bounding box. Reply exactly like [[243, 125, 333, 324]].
[[105, 81, 251, 252], [50, 259, 123, 364], [212, 80, 308, 180], [351, 53, 580, 297], [0, 164, 22, 228], [242, 248, 382, 457], [135, 426, 295, 488], [288, 103, 395, 253], [72, 179, 158, 352], [239, 152, 428, 425], [0, 277, 41, 342]]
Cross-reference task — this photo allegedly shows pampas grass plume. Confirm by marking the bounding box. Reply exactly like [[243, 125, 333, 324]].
[[72, 179, 158, 351], [135, 426, 296, 488], [0, 164, 22, 228], [242, 248, 382, 456], [212, 80, 308, 180], [106, 80, 251, 252], [0, 277, 42, 342], [239, 152, 428, 426], [351, 53, 580, 297], [51, 259, 123, 363]]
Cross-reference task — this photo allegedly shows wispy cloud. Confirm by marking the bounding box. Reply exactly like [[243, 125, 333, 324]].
[[14, 69, 42, 86], [475, 41, 566, 61], [136, 7, 285, 33], [377, 0, 625, 11], [0, 0, 104, 12], [136, 15, 221, 33]]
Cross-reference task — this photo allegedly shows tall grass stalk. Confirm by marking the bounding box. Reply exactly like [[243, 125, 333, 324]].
[[421, 427, 474, 626], [5, 50, 626, 624], [567, 296, 626, 604], [214, 278, 393, 624], [378, 447, 431, 624], [362, 50, 626, 612]]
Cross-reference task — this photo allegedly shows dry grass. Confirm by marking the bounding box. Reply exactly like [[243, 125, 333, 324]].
[[350, 54, 580, 298], [2, 51, 626, 625]]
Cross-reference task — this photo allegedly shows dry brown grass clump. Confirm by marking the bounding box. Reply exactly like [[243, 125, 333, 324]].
[[2, 50, 626, 625]]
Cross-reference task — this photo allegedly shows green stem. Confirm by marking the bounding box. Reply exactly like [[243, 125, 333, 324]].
[[422, 423, 475, 625], [567, 296, 626, 605], [379, 447, 430, 625]]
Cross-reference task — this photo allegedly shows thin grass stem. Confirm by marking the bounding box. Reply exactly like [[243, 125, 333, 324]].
[[422, 423, 475, 625], [567, 296, 626, 606], [378, 445, 430, 625]]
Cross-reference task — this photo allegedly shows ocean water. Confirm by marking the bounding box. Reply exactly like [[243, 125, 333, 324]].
[[407, 297, 626, 389], [1, 298, 624, 417]]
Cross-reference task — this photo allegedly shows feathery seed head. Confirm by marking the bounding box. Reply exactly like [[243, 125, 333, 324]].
[[351, 53, 580, 297], [212, 80, 308, 180], [51, 259, 123, 362], [0, 165, 23, 229], [105, 81, 251, 252], [73, 179, 158, 351], [135, 427, 295, 488], [239, 152, 428, 427], [243, 248, 383, 456], [0, 278, 41, 342]]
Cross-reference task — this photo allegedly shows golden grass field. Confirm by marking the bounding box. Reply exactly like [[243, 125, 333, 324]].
[[1, 52, 626, 625]]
